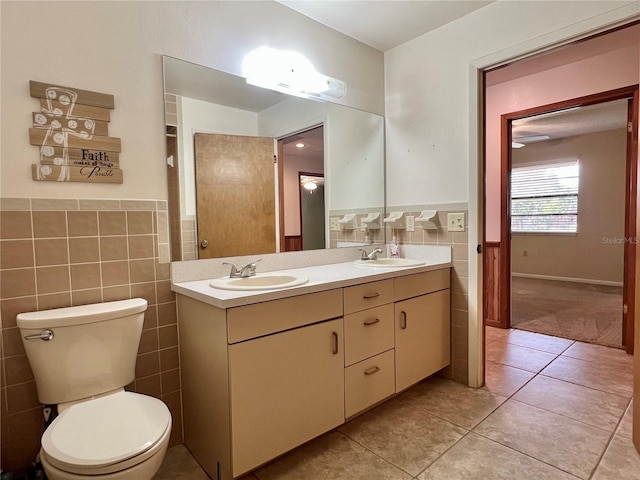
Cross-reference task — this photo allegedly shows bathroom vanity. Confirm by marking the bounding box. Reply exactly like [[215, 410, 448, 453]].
[[173, 260, 451, 480]]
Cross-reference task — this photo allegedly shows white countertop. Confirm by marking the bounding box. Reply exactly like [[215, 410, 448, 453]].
[[172, 259, 452, 309]]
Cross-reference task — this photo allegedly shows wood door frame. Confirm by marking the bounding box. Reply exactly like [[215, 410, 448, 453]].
[[493, 85, 639, 353]]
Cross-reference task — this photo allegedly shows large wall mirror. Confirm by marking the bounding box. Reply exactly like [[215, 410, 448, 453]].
[[163, 56, 385, 261]]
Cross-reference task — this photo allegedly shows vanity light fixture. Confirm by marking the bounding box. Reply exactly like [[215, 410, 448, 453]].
[[295, 142, 305, 148], [242, 46, 347, 100], [511, 142, 525, 148]]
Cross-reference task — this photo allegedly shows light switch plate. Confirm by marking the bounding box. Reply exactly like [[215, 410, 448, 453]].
[[330, 217, 341, 231], [447, 213, 465, 232], [406, 215, 415, 232]]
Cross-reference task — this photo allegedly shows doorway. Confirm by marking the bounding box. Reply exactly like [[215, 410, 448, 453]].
[[508, 99, 631, 348], [278, 125, 325, 252], [490, 87, 639, 354], [299, 173, 325, 250]]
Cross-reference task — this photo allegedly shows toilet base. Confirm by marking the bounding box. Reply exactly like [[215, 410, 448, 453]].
[[39, 440, 169, 480]]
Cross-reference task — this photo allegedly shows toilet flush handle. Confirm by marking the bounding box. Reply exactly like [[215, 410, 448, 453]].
[[24, 329, 54, 341]]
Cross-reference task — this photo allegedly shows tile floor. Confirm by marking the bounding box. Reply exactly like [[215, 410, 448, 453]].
[[154, 327, 639, 479]]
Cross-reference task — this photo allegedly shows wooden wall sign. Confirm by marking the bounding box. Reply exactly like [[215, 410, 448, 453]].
[[29, 80, 123, 183]]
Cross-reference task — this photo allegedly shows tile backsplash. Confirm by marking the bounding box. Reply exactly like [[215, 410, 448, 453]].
[[0, 197, 180, 474]]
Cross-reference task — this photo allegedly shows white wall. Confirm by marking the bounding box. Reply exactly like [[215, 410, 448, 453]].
[[384, 0, 636, 209], [258, 97, 385, 211], [0, 1, 384, 200]]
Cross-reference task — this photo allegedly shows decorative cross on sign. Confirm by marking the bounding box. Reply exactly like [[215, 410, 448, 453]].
[[29, 80, 123, 183]]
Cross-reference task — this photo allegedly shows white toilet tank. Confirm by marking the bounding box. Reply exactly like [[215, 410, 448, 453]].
[[17, 298, 148, 405]]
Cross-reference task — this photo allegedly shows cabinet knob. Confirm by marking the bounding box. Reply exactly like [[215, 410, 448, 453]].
[[331, 331, 339, 355], [363, 318, 380, 326], [200, 239, 209, 249], [363, 292, 380, 299], [364, 366, 380, 376]]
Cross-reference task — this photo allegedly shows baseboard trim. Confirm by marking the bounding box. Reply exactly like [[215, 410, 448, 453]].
[[512, 272, 623, 287]]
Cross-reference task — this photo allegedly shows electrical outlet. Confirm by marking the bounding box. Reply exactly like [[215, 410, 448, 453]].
[[406, 215, 415, 232], [447, 213, 465, 232], [330, 217, 341, 231]]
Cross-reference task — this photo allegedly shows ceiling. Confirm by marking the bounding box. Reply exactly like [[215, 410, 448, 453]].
[[512, 100, 629, 145], [165, 6, 634, 147], [277, 0, 494, 52]]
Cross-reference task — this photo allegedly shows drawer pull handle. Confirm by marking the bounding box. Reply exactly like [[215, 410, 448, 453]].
[[363, 318, 380, 326], [364, 366, 381, 375], [363, 292, 380, 299], [332, 331, 339, 355], [400, 311, 407, 329]]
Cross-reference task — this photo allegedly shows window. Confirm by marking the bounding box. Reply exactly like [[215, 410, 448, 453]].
[[511, 160, 579, 234]]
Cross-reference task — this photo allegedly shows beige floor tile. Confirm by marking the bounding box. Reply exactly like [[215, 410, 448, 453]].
[[592, 434, 640, 480], [484, 360, 535, 397], [485, 326, 512, 345], [486, 342, 558, 373], [418, 432, 579, 480], [338, 399, 466, 476], [254, 430, 411, 480], [154, 444, 209, 480], [505, 328, 575, 354], [475, 400, 611, 479], [562, 341, 633, 369], [541, 355, 633, 398], [616, 401, 633, 439], [513, 375, 629, 432], [399, 376, 507, 429]]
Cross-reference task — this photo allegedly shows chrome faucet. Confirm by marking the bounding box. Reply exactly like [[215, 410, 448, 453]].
[[358, 247, 383, 261], [223, 259, 261, 278]]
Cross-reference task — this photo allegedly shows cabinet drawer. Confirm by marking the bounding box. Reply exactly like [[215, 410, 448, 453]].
[[227, 289, 343, 343], [394, 269, 450, 301], [344, 304, 394, 366], [344, 279, 394, 314], [345, 349, 395, 418]]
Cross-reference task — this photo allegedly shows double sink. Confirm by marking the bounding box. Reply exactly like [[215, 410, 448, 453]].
[[209, 257, 426, 291]]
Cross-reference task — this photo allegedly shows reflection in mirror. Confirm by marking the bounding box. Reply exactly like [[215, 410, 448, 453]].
[[163, 56, 385, 261]]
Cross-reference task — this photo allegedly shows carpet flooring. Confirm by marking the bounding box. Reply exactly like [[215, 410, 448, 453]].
[[511, 276, 623, 348]]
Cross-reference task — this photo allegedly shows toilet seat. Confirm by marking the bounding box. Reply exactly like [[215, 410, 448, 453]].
[[41, 391, 171, 476]]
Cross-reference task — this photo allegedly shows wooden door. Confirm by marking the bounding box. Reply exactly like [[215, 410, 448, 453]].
[[194, 133, 276, 258]]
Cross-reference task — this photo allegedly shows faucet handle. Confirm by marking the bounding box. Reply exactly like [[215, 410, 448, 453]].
[[222, 262, 240, 277], [358, 248, 368, 260], [239, 259, 262, 277]]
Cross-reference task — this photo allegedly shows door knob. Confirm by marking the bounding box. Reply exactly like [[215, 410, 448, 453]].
[[200, 239, 209, 248]]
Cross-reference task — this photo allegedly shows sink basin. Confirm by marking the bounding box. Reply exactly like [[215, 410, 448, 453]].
[[354, 258, 426, 268], [209, 274, 309, 291]]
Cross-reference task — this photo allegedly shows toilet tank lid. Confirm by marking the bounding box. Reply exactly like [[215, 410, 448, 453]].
[[17, 298, 148, 329]]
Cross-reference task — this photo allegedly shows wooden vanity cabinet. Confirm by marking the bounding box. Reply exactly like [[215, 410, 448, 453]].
[[178, 289, 344, 480], [229, 317, 344, 475], [394, 269, 451, 392], [177, 267, 451, 479]]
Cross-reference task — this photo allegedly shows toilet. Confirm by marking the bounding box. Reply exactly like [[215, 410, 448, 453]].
[[17, 298, 172, 480]]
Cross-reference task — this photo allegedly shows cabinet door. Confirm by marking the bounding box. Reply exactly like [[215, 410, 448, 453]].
[[395, 290, 450, 392], [229, 318, 345, 476]]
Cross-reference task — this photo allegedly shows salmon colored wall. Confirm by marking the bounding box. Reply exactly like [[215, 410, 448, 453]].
[[485, 26, 640, 242]]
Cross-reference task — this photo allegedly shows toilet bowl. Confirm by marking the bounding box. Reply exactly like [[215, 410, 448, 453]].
[[17, 299, 172, 480]]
